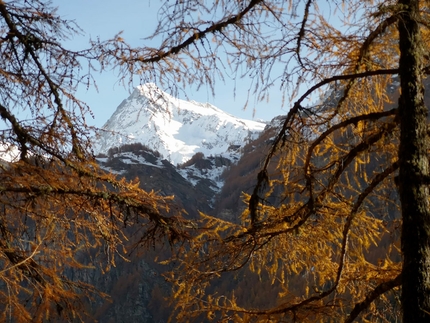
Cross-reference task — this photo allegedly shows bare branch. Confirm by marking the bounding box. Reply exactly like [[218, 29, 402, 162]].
[[296, 0, 314, 68], [122, 0, 264, 65]]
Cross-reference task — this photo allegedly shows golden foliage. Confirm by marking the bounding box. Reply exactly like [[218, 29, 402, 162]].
[[112, 0, 430, 321], [0, 1, 191, 321], [2, 0, 429, 321]]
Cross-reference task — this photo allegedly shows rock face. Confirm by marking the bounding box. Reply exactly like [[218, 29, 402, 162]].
[[96, 144, 218, 218]]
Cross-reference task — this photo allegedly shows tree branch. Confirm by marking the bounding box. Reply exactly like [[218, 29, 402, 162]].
[[296, 0, 313, 68], [246, 162, 399, 317], [129, 0, 264, 64], [264, 68, 398, 171], [0, 2, 85, 160], [248, 68, 398, 228], [259, 13, 400, 179], [334, 14, 398, 124], [345, 274, 401, 323], [304, 108, 398, 176], [0, 183, 182, 228]]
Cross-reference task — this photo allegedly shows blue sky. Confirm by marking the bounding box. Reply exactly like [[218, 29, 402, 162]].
[[52, 1, 289, 128]]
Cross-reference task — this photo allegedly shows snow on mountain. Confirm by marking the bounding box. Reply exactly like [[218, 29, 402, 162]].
[[95, 83, 266, 165], [0, 144, 21, 162]]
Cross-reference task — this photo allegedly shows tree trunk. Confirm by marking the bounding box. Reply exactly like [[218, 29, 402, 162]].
[[398, 0, 430, 321]]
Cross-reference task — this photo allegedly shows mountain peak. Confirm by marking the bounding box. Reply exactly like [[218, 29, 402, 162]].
[[95, 84, 266, 165]]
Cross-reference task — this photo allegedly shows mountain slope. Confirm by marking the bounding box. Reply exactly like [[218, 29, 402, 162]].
[[95, 83, 266, 165], [88, 85, 272, 322]]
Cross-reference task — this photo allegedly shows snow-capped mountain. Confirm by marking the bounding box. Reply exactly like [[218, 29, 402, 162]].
[[95, 83, 266, 165]]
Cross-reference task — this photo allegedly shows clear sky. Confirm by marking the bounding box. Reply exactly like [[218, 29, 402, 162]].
[[52, 1, 290, 128]]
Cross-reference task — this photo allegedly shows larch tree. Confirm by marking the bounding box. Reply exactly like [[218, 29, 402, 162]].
[[98, 0, 430, 321], [0, 1, 191, 322]]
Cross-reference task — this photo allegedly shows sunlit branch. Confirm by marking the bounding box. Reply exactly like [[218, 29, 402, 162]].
[[262, 68, 398, 172], [297, 69, 399, 109], [195, 238, 256, 276], [334, 15, 398, 124], [334, 160, 399, 299], [266, 14, 399, 174], [358, 16, 398, 67], [0, 242, 41, 276], [345, 274, 401, 323], [243, 121, 397, 242], [243, 162, 399, 318], [248, 68, 398, 228], [304, 108, 398, 177], [268, 122, 396, 232], [0, 184, 183, 229]]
